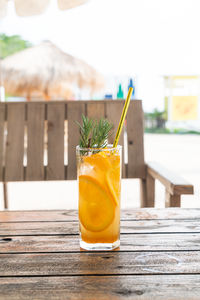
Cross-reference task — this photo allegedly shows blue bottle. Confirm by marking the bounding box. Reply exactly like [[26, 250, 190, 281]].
[[128, 78, 135, 99]]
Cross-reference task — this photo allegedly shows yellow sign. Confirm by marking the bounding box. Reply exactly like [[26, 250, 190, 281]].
[[172, 96, 198, 120]]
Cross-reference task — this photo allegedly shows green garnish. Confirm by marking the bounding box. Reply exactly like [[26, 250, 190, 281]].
[[76, 115, 113, 150]]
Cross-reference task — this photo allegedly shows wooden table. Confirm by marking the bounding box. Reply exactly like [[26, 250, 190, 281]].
[[1, 208, 200, 299]]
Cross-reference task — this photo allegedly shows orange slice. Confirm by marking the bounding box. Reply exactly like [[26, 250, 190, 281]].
[[106, 155, 121, 205], [79, 175, 115, 232], [83, 153, 111, 172], [106, 170, 120, 206]]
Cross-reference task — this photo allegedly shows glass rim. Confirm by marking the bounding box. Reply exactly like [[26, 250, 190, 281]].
[[76, 144, 122, 152]]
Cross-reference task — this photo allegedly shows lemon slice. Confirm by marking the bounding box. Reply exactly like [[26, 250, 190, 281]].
[[79, 175, 115, 232]]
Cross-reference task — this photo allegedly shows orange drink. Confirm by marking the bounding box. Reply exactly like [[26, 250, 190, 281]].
[[77, 145, 122, 250]]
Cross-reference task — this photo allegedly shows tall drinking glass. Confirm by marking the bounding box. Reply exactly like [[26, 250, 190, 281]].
[[76, 145, 122, 251]]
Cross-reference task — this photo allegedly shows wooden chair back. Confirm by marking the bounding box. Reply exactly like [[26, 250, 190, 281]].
[[0, 100, 145, 183]]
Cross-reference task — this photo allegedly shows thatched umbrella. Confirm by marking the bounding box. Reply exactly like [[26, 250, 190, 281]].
[[0, 0, 88, 18], [1, 41, 104, 100]]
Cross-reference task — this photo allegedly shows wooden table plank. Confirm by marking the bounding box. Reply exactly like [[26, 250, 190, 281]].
[[1, 275, 200, 300], [0, 210, 78, 222], [1, 233, 200, 253], [1, 251, 200, 276], [1, 208, 200, 300], [1, 208, 200, 222], [2, 219, 200, 236]]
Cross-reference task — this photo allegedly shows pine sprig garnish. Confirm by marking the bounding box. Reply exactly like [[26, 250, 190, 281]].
[[91, 118, 113, 148], [76, 115, 94, 148], [76, 115, 113, 151]]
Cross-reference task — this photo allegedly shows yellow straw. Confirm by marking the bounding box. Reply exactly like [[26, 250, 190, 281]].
[[113, 87, 133, 148]]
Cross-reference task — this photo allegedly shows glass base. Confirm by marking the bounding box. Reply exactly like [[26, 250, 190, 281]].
[[80, 239, 120, 251]]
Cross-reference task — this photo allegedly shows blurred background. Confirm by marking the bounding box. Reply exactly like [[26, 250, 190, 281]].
[[0, 0, 199, 209]]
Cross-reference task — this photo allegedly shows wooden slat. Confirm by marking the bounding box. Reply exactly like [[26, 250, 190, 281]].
[[2, 233, 200, 253], [165, 190, 171, 207], [166, 190, 181, 207], [46, 103, 65, 180], [3, 219, 200, 236], [67, 102, 85, 180], [3, 182, 8, 209], [170, 195, 181, 207], [140, 178, 147, 207], [1, 251, 200, 276], [147, 161, 194, 195], [5, 103, 25, 181], [1, 208, 200, 222], [86, 101, 105, 120], [26, 103, 45, 181], [0, 275, 200, 300], [126, 100, 145, 178], [140, 173, 155, 208], [0, 103, 5, 181], [106, 101, 125, 177], [146, 172, 155, 207]]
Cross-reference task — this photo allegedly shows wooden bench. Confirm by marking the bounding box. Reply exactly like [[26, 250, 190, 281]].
[[0, 100, 193, 209]]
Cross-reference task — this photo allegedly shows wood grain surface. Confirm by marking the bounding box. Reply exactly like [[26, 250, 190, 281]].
[[0, 103, 5, 181], [1, 275, 200, 300], [1, 208, 200, 299], [26, 103, 45, 180], [2, 250, 200, 276], [147, 162, 194, 196], [86, 101, 105, 120], [67, 102, 85, 180], [46, 103, 65, 180], [1, 208, 200, 222], [2, 218, 200, 235], [126, 101, 145, 179], [2, 233, 200, 253], [5, 103, 25, 181]]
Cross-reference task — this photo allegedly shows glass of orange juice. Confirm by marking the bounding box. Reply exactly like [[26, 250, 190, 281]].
[[76, 145, 122, 250]]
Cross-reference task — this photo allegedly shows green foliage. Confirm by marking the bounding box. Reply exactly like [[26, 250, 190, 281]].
[[145, 108, 166, 130], [0, 34, 31, 59], [145, 128, 200, 135], [145, 128, 171, 134], [144, 108, 165, 120], [76, 115, 113, 150], [77, 115, 94, 148]]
